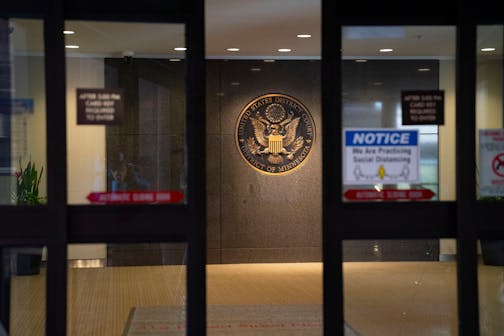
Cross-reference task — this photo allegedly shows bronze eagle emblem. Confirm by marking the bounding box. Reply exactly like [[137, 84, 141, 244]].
[[247, 103, 305, 164]]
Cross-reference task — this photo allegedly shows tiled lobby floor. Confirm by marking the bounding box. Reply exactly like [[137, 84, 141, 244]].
[[8, 261, 504, 335]]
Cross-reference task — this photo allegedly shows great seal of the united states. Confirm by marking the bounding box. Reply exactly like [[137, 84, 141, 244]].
[[235, 93, 315, 175]]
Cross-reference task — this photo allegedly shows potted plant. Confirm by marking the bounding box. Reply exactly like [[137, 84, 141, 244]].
[[14, 159, 44, 205], [12, 159, 45, 275]]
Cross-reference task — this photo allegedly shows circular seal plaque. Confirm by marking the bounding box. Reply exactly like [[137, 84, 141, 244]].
[[235, 93, 315, 175]]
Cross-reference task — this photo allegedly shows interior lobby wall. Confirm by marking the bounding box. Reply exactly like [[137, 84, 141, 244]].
[[207, 59, 451, 264], [439, 59, 456, 256], [18, 57, 467, 263], [66, 56, 107, 259], [206, 60, 322, 263]]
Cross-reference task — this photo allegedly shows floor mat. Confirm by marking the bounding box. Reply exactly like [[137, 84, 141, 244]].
[[123, 304, 360, 335]]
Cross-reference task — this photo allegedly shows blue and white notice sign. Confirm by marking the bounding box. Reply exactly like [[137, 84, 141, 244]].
[[343, 128, 420, 184]]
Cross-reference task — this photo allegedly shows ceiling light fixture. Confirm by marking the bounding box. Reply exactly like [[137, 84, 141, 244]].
[[226, 48, 240, 52], [63, 30, 75, 35], [379, 48, 393, 52], [481, 47, 496, 52], [417, 68, 430, 72], [263, 59, 275, 63], [174, 47, 187, 51], [278, 48, 291, 52], [65, 45, 79, 49], [250, 67, 261, 72], [297, 34, 311, 38], [355, 59, 367, 63], [169, 58, 181, 62]]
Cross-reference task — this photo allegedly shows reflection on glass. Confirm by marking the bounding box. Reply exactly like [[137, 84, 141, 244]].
[[342, 26, 456, 202], [7, 245, 47, 335], [0, 19, 47, 206], [67, 243, 187, 335], [344, 239, 458, 335], [65, 21, 186, 205]]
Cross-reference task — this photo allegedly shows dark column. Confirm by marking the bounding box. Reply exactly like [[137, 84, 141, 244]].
[[0, 18, 11, 333]]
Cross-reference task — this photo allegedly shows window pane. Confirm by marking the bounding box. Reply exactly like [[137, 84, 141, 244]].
[[7, 245, 47, 335], [478, 239, 504, 335], [476, 26, 504, 200], [342, 26, 456, 202], [65, 21, 186, 205], [344, 239, 458, 334], [0, 19, 47, 206], [67, 243, 186, 335]]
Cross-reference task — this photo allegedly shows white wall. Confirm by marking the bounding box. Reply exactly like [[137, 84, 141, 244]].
[[66, 57, 107, 204], [66, 56, 107, 259], [439, 60, 457, 256], [477, 59, 503, 129]]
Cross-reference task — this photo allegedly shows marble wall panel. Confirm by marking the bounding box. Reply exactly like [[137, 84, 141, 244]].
[[208, 60, 322, 262]]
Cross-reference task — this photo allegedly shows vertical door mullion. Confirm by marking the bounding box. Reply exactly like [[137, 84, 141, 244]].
[[322, 1, 345, 335], [455, 13, 480, 336], [186, 0, 206, 335], [44, 0, 68, 333]]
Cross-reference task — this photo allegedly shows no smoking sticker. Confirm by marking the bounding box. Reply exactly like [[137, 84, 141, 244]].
[[492, 153, 504, 177]]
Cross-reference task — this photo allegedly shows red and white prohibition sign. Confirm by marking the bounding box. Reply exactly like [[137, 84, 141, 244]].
[[491, 153, 504, 177]]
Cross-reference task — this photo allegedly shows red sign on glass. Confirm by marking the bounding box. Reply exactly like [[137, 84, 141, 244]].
[[86, 191, 184, 204], [344, 189, 435, 201]]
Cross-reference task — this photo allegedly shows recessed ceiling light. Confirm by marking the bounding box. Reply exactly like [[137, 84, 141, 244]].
[[230, 82, 240, 86], [65, 45, 79, 49], [481, 47, 496, 52], [226, 48, 240, 52], [263, 59, 275, 63], [417, 68, 430, 72], [174, 47, 187, 51], [250, 67, 261, 72], [63, 30, 75, 35], [297, 34, 311, 38], [169, 58, 181, 62], [278, 48, 291, 52], [355, 59, 367, 63], [379, 48, 393, 53]]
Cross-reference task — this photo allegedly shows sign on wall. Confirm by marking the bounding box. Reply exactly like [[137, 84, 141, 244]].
[[401, 90, 444, 125], [235, 93, 315, 175], [478, 129, 504, 196], [343, 128, 420, 184], [86, 190, 184, 204], [77, 88, 123, 125]]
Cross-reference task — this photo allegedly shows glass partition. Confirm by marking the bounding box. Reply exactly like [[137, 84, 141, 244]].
[[65, 21, 186, 205], [67, 242, 186, 335], [476, 26, 504, 200], [342, 26, 456, 202], [343, 239, 458, 335], [476, 25, 504, 336], [0, 19, 47, 206], [4, 244, 47, 336]]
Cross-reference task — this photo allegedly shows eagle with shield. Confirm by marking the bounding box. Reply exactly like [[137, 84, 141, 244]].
[[247, 103, 305, 164]]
